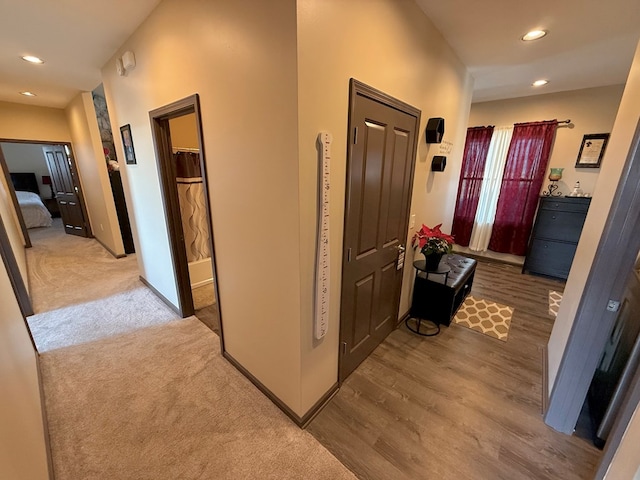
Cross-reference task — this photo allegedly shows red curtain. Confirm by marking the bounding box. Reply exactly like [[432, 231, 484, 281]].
[[488, 120, 558, 255], [451, 126, 494, 246]]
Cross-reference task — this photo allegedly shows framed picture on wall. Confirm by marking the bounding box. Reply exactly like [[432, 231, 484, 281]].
[[120, 124, 137, 165], [575, 133, 609, 168]]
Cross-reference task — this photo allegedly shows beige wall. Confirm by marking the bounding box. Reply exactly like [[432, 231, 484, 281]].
[[0, 223, 49, 479], [296, 0, 473, 411], [545, 44, 640, 474], [102, 0, 303, 412], [0, 101, 70, 142], [548, 41, 640, 389], [102, 0, 472, 416], [66, 93, 125, 256], [469, 85, 624, 197], [169, 114, 198, 150], [605, 406, 640, 479]]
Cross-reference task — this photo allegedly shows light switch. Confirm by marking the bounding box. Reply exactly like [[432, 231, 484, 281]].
[[410, 214, 416, 229]]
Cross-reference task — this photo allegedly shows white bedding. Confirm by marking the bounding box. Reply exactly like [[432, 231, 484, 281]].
[[16, 191, 53, 229]]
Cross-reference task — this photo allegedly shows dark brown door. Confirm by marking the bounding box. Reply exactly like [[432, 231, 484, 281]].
[[339, 81, 420, 381], [43, 145, 90, 237]]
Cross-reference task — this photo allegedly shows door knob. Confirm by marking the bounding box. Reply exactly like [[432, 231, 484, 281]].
[[397, 245, 406, 253]]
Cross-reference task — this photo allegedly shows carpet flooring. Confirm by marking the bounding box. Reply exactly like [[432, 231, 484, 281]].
[[25, 223, 356, 480]]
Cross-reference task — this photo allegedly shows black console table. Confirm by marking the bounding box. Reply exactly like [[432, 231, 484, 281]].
[[407, 254, 477, 335]]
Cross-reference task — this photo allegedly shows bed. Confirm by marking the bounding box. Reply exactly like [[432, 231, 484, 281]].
[[9, 172, 53, 229]]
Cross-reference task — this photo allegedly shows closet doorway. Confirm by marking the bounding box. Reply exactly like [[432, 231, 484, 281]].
[[150, 95, 222, 339]]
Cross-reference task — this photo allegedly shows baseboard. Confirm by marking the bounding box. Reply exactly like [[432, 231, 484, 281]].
[[541, 344, 549, 415], [223, 351, 339, 428], [94, 236, 126, 259], [398, 310, 410, 327], [191, 278, 213, 289], [35, 353, 56, 480], [138, 276, 181, 315]]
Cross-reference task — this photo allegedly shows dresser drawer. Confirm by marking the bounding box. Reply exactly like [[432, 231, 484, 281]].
[[534, 210, 587, 243], [525, 239, 578, 279], [539, 197, 590, 214]]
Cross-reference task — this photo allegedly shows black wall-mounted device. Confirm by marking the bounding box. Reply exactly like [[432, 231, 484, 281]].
[[431, 156, 447, 172], [425, 117, 445, 144]]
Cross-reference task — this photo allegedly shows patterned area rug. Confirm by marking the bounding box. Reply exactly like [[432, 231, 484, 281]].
[[454, 295, 514, 342], [549, 290, 563, 317]]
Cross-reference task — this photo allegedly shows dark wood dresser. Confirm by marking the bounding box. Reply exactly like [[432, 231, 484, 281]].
[[523, 196, 591, 280]]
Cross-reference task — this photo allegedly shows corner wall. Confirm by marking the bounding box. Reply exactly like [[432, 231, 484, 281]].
[[548, 40, 640, 390], [296, 0, 473, 412], [66, 93, 125, 256], [0, 218, 49, 479], [101, 0, 303, 413]]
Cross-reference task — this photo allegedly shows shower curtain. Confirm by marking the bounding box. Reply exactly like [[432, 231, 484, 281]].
[[175, 151, 210, 262]]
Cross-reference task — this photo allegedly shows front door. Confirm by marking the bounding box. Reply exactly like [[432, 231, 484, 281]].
[[43, 145, 90, 237], [339, 80, 420, 381]]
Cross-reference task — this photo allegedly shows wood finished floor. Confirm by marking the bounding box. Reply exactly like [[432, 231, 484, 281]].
[[308, 260, 602, 480]]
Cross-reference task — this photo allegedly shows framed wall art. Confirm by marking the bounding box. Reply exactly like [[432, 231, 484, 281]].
[[120, 124, 137, 165], [575, 133, 609, 168]]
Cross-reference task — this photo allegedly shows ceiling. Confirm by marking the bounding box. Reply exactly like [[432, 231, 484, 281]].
[[416, 0, 640, 102], [0, 0, 161, 109], [1, 0, 639, 109]]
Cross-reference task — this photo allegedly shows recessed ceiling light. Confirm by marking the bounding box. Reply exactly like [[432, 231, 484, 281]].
[[21, 55, 44, 64], [522, 30, 547, 42], [20, 91, 37, 97], [532, 79, 549, 87]]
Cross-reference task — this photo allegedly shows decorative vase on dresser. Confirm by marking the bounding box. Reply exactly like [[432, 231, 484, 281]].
[[523, 196, 591, 280]]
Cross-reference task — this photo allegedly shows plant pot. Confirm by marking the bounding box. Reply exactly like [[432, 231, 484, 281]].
[[424, 252, 444, 271]]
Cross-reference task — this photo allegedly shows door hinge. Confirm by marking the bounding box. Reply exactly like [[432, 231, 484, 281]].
[[341, 342, 347, 355], [353, 127, 358, 145], [347, 248, 352, 262]]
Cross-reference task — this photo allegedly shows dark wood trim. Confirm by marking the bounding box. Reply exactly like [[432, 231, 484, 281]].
[[541, 344, 549, 415], [350, 79, 421, 118], [94, 236, 126, 259], [34, 353, 56, 480], [0, 139, 95, 242], [0, 214, 34, 318], [139, 275, 181, 315], [338, 79, 421, 383], [63, 144, 93, 238], [149, 97, 197, 318], [148, 94, 226, 354], [0, 144, 32, 248], [546, 118, 640, 435], [223, 350, 339, 428]]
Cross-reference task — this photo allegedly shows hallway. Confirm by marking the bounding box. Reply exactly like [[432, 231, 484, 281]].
[[25, 224, 354, 479]]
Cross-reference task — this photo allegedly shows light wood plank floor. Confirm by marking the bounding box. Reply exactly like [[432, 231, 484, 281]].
[[308, 260, 602, 480]]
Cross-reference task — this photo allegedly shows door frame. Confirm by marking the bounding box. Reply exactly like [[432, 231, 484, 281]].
[[149, 94, 225, 347], [0, 139, 92, 247], [338, 79, 420, 383], [545, 119, 640, 471]]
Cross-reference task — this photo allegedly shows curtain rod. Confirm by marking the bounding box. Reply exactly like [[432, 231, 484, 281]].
[[558, 119, 571, 124]]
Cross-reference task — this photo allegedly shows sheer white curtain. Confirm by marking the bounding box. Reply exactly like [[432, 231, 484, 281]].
[[468, 126, 514, 251]]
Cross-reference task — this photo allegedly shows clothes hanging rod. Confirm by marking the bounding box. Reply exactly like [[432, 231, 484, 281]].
[[172, 147, 200, 153]]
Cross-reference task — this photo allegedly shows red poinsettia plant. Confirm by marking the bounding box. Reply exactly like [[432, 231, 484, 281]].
[[411, 223, 454, 256]]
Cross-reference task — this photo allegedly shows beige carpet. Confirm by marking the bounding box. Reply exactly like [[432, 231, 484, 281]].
[[453, 295, 514, 342], [25, 223, 356, 480], [549, 290, 563, 317]]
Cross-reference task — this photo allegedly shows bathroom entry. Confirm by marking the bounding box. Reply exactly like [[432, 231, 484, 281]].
[[150, 95, 222, 338], [168, 113, 218, 332]]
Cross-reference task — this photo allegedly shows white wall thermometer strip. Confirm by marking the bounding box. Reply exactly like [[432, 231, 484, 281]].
[[315, 132, 332, 340]]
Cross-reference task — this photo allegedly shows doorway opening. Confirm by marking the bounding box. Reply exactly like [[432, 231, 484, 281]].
[[0, 140, 92, 248], [149, 94, 223, 340]]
